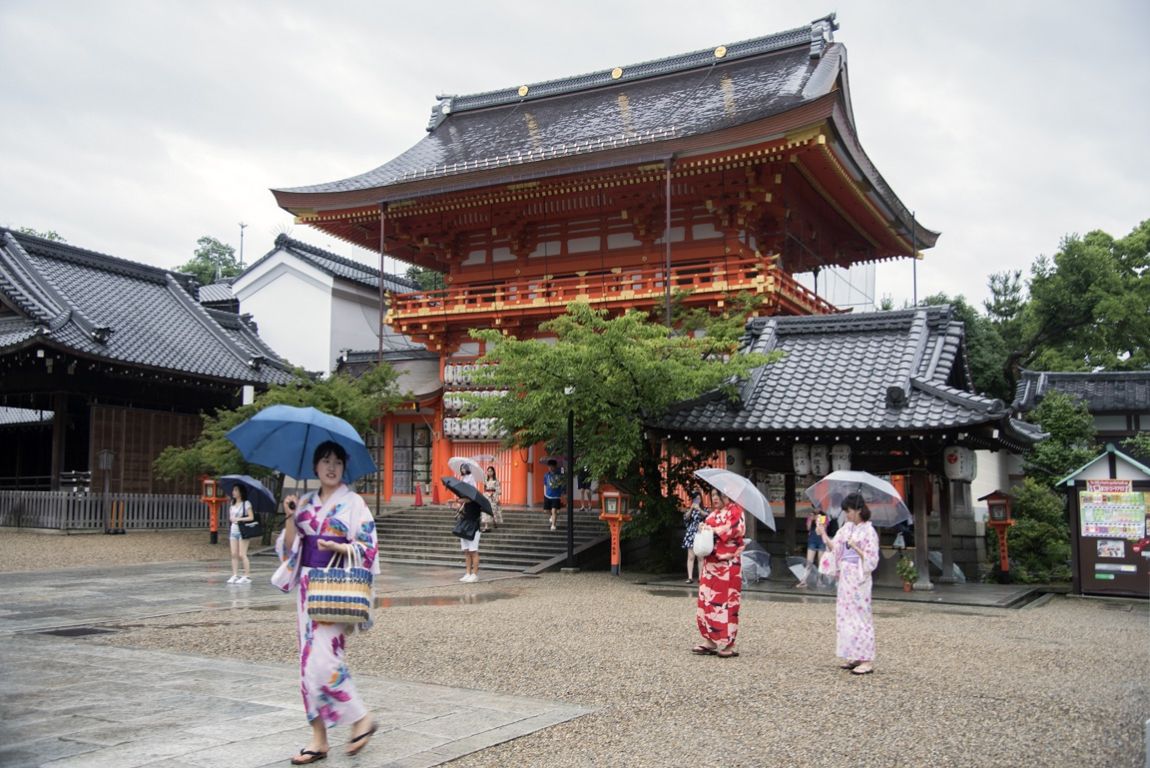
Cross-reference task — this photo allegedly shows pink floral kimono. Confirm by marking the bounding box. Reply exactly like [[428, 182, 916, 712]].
[[696, 502, 747, 647], [271, 485, 379, 727], [828, 519, 879, 662]]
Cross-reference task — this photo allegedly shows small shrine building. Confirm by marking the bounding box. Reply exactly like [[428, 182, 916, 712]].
[[272, 15, 939, 506]]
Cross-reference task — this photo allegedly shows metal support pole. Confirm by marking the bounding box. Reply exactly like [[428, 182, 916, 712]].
[[565, 407, 576, 569]]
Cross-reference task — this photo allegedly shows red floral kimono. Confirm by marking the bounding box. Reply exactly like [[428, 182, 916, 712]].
[[696, 502, 747, 647]]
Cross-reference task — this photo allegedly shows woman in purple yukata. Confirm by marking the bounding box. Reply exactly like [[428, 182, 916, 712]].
[[819, 491, 879, 675], [692, 491, 746, 658], [272, 441, 379, 765]]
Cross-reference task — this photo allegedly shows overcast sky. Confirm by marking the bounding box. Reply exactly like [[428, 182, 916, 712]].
[[1, 0, 1146, 310]]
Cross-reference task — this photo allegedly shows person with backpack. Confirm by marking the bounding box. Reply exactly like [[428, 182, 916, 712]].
[[543, 459, 564, 530]]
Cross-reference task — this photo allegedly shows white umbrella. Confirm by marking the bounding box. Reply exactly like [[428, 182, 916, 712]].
[[447, 456, 483, 480], [693, 468, 776, 531], [804, 470, 911, 528]]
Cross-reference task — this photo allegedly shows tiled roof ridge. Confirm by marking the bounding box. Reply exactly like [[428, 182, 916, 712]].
[[771, 305, 949, 334], [163, 275, 274, 373], [911, 376, 1007, 416], [429, 14, 837, 126], [0, 232, 65, 325], [1021, 368, 1150, 382], [883, 308, 930, 409], [203, 308, 290, 368], [0, 232, 110, 344], [739, 317, 779, 405], [270, 234, 421, 290], [275, 233, 379, 278], [3, 228, 193, 289]]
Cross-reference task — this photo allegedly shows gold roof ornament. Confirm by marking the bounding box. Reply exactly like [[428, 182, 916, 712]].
[[714, 45, 727, 59], [518, 85, 529, 97], [611, 67, 623, 79]]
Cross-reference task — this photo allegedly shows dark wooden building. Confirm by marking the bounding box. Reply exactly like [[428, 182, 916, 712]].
[[0, 229, 295, 493], [655, 306, 1045, 585]]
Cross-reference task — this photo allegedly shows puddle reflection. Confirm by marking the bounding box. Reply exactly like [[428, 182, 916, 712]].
[[375, 592, 514, 608]]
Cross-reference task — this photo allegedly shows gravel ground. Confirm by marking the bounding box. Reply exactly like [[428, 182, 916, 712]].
[[0, 529, 226, 570], [4, 531, 1148, 767]]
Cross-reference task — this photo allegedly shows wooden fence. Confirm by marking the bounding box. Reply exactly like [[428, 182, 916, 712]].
[[0, 491, 207, 531]]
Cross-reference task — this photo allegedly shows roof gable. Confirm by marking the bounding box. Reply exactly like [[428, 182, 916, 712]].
[[659, 306, 1041, 448], [0, 229, 293, 386], [277, 17, 842, 197], [1014, 370, 1150, 414], [243, 234, 418, 293]]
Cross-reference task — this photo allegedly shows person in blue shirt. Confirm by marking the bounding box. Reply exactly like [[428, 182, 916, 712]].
[[543, 459, 564, 530]]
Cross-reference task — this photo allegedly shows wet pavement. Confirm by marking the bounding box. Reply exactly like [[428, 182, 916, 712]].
[[646, 572, 1045, 609], [0, 560, 588, 768]]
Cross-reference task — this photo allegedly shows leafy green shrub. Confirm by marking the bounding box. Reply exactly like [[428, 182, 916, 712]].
[[988, 478, 1071, 583]]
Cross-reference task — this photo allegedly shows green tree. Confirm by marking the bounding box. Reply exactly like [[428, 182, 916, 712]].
[[16, 226, 66, 242], [154, 364, 404, 486], [1023, 389, 1098, 486], [467, 300, 778, 567], [405, 265, 446, 291], [1005, 221, 1150, 384], [991, 478, 1072, 583], [922, 293, 1011, 401], [176, 236, 241, 286], [1121, 432, 1150, 464]]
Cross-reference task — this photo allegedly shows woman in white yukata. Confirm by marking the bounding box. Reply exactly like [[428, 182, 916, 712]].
[[272, 440, 379, 765], [819, 491, 880, 675]]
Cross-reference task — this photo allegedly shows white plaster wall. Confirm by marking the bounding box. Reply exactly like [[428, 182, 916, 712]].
[[329, 283, 383, 374], [232, 252, 335, 374], [970, 450, 1026, 521]]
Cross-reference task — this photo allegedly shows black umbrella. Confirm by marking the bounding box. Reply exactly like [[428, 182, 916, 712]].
[[218, 475, 277, 516], [441, 476, 492, 515]]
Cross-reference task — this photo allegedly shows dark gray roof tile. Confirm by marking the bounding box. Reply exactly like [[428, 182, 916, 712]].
[[0, 229, 294, 386]]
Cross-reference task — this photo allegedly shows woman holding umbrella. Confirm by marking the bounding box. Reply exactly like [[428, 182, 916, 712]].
[[226, 484, 255, 584], [271, 441, 379, 763], [692, 489, 747, 658], [819, 491, 880, 675]]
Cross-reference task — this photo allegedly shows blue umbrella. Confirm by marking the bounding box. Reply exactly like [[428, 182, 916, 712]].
[[226, 405, 377, 482], [218, 475, 277, 516]]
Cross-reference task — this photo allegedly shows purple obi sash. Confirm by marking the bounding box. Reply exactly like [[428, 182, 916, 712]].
[[841, 542, 861, 565], [300, 535, 345, 569]]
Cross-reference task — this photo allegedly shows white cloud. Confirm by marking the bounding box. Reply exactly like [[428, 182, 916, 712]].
[[1, 0, 1146, 310]]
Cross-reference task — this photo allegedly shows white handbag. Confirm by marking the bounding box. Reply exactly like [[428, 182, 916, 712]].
[[692, 528, 715, 557]]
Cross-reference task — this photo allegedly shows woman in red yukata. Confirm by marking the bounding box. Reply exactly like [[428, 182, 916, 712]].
[[692, 490, 747, 658]]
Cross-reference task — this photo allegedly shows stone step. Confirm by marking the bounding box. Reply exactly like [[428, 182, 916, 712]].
[[373, 505, 607, 572]]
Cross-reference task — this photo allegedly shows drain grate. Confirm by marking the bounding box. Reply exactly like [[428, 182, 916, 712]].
[[39, 626, 116, 637]]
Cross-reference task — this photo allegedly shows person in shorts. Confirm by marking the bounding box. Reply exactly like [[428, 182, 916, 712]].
[[458, 498, 482, 582], [543, 459, 564, 530], [577, 467, 593, 512]]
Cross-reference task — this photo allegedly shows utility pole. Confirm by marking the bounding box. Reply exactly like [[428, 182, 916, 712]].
[[238, 222, 248, 268]]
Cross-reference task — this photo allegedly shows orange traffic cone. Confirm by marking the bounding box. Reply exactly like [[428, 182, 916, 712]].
[[413, 483, 424, 507]]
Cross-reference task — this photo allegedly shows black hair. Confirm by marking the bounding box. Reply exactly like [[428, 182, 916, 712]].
[[487, 466, 497, 477], [460, 464, 470, 475], [313, 440, 348, 470], [547, 459, 558, 468], [841, 492, 871, 522], [231, 483, 248, 501]]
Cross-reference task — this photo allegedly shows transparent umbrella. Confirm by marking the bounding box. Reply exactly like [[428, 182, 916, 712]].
[[447, 456, 484, 480], [804, 470, 911, 528], [693, 468, 775, 530]]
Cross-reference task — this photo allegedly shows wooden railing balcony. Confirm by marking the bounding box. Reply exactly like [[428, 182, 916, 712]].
[[385, 257, 837, 340]]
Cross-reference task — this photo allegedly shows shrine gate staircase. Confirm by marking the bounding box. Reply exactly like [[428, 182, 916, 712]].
[[371, 503, 609, 573]]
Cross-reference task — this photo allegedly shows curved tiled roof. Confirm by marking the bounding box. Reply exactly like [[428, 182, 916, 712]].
[[242, 234, 419, 293], [1013, 369, 1150, 414], [0, 229, 294, 386], [658, 306, 1040, 447]]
